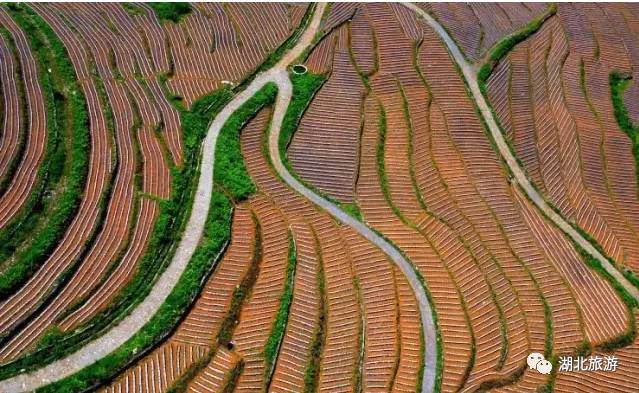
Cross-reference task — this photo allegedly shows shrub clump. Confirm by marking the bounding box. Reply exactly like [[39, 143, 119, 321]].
[[149, 3, 192, 23]]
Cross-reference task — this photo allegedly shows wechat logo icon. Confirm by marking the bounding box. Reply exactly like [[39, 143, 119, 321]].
[[527, 353, 552, 375]]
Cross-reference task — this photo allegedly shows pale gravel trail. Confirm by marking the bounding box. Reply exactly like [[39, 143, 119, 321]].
[[1, 3, 439, 392], [404, 2, 639, 303], [0, 4, 325, 392], [268, 70, 437, 393]]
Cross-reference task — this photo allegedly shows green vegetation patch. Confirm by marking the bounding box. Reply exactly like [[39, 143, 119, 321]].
[[303, 233, 326, 393], [263, 230, 297, 388], [122, 3, 146, 17], [215, 83, 278, 201], [479, 4, 557, 84], [279, 71, 327, 165], [29, 82, 277, 392], [221, 359, 244, 393], [148, 2, 191, 23], [610, 72, 639, 205], [0, 4, 89, 298]]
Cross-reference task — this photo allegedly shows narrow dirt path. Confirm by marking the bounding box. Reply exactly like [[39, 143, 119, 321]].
[[1, 3, 438, 392], [268, 70, 438, 393], [404, 2, 639, 303]]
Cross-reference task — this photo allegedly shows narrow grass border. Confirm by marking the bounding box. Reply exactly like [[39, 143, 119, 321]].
[[0, 4, 90, 298], [263, 229, 298, 389], [303, 230, 326, 393]]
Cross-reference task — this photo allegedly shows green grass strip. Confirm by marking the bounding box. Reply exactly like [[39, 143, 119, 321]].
[[263, 229, 297, 389], [221, 359, 244, 393], [214, 83, 278, 200], [0, 4, 89, 298], [28, 83, 277, 392], [610, 72, 639, 206], [278, 71, 327, 167], [0, 84, 275, 376], [303, 232, 326, 393], [477, 4, 557, 91]]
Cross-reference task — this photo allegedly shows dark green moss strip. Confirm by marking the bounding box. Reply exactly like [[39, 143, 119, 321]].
[[263, 229, 297, 389], [0, 4, 89, 298], [221, 359, 244, 393], [303, 232, 326, 393]]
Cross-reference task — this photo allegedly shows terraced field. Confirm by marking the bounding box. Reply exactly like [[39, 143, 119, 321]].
[[0, 2, 638, 393]]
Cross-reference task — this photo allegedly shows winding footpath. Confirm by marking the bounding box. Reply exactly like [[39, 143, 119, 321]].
[[404, 2, 639, 303], [268, 70, 438, 393], [0, 3, 438, 392]]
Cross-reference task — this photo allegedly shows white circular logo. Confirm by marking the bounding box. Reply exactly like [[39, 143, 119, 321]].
[[527, 353, 545, 370], [537, 359, 553, 375], [527, 353, 553, 374]]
